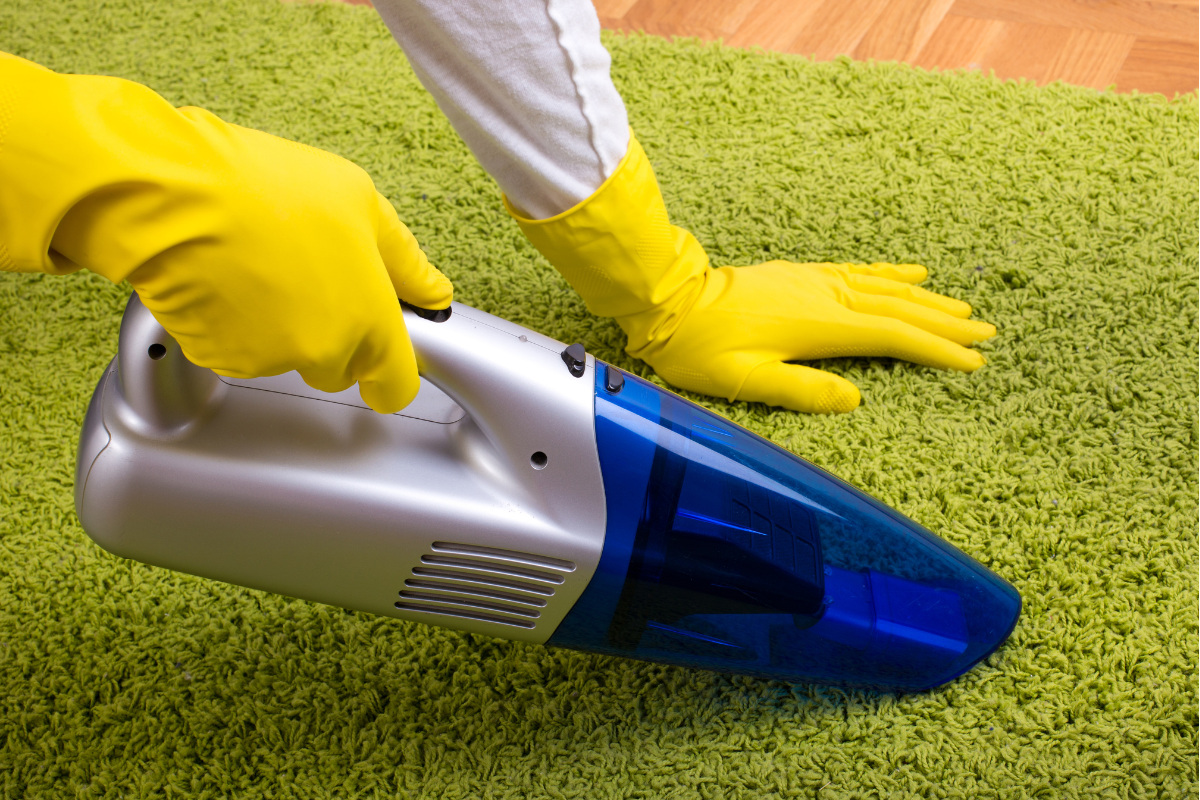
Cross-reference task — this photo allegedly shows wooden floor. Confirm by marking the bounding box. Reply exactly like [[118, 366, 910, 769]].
[[595, 0, 1198, 96], [335, 0, 1197, 97]]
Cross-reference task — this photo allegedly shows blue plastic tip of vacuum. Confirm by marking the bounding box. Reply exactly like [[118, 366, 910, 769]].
[[548, 367, 1021, 692]]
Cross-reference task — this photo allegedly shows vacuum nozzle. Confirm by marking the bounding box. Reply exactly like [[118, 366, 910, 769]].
[[548, 368, 1021, 692]]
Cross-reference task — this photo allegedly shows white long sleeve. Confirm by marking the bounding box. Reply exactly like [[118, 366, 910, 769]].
[[371, 0, 630, 220]]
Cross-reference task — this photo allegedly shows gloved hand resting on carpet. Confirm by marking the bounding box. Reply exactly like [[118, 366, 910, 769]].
[[372, 0, 995, 414], [0, 52, 451, 414], [510, 135, 996, 414]]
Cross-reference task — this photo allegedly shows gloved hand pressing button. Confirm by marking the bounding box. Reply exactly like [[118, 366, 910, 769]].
[[0, 52, 451, 414]]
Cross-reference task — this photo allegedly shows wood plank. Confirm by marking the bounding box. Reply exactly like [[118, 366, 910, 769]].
[[1046, 29, 1137, 87], [593, 0, 642, 21], [785, 0, 895, 59], [615, 0, 692, 38], [1127, 0, 1197, 6], [854, 0, 958, 61], [726, 0, 829, 50], [951, 0, 1199, 43], [912, 13, 1006, 69], [620, 0, 763, 40], [914, 15, 1126, 86], [1114, 37, 1200, 94], [982, 21, 1075, 82]]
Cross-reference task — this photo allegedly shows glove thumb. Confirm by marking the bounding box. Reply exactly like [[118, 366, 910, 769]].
[[738, 362, 861, 414], [375, 193, 453, 310]]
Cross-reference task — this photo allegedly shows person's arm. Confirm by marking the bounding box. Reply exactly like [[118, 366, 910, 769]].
[[371, 0, 995, 413], [0, 52, 450, 413], [371, 0, 628, 220]]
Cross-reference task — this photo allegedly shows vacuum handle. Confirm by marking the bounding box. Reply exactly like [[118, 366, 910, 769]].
[[401, 301, 604, 528], [113, 293, 227, 436], [109, 293, 606, 532]]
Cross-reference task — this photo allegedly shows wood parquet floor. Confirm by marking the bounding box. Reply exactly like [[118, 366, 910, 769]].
[[335, 0, 1195, 96], [594, 0, 1198, 96], [328, 0, 1190, 97]]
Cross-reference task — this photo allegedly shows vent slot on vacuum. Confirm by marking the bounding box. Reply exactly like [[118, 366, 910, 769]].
[[397, 542, 577, 629]]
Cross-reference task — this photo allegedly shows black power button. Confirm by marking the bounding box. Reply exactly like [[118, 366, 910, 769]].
[[560, 343, 586, 378]]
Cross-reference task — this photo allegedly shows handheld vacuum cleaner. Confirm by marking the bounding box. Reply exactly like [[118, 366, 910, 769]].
[[75, 295, 1020, 692]]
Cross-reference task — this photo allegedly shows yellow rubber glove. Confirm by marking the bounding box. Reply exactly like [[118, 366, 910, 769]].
[[0, 52, 451, 414], [507, 133, 995, 414]]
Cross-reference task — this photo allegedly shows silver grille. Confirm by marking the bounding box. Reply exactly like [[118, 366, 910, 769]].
[[396, 542, 577, 630]]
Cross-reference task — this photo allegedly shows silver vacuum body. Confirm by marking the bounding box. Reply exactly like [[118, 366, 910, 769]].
[[75, 295, 607, 643]]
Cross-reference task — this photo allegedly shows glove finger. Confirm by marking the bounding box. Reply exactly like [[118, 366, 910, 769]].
[[837, 313, 989, 371], [838, 262, 928, 285], [375, 193, 453, 310], [738, 361, 861, 414], [298, 365, 356, 396], [294, 301, 421, 413], [846, 290, 996, 346], [353, 314, 422, 414], [845, 272, 974, 319]]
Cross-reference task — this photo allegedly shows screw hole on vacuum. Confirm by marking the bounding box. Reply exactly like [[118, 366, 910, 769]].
[[530, 451, 548, 470], [147, 343, 167, 360]]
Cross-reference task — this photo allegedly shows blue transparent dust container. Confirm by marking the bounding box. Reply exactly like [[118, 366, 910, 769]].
[[549, 366, 1021, 691]]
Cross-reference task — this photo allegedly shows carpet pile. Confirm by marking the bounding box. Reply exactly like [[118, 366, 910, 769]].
[[0, 0, 1196, 796]]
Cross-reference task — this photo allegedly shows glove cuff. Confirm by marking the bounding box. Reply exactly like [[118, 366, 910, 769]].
[[504, 131, 709, 357], [0, 53, 248, 281]]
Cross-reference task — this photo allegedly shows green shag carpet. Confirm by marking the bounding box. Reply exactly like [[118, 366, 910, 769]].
[[1, 0, 1197, 796]]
